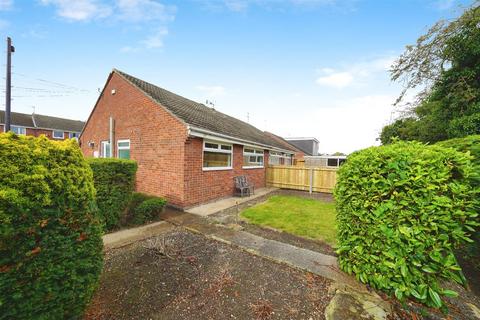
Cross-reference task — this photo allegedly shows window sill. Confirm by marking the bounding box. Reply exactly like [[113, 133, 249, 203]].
[[52, 137, 64, 140], [242, 166, 264, 169], [202, 167, 233, 171]]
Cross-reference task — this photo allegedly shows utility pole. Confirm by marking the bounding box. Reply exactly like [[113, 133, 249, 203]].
[[5, 37, 14, 132]]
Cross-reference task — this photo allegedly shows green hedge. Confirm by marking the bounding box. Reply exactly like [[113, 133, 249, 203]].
[[437, 135, 480, 185], [124, 192, 167, 226], [437, 135, 480, 274], [133, 198, 167, 225], [334, 141, 479, 308], [0, 133, 103, 319], [88, 158, 137, 231]]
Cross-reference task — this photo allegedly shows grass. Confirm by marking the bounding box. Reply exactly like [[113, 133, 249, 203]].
[[241, 195, 337, 246]]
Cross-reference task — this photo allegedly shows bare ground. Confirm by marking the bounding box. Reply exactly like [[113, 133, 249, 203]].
[[85, 228, 334, 320]]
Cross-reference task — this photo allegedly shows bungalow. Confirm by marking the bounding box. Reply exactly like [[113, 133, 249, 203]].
[[80, 69, 296, 208], [0, 110, 84, 140]]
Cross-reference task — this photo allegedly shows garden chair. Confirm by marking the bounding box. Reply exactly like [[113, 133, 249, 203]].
[[234, 176, 254, 197]]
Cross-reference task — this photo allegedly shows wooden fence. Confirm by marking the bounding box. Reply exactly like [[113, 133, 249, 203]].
[[266, 165, 338, 193]]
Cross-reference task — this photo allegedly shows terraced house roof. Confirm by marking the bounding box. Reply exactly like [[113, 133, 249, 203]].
[[115, 69, 295, 152], [0, 110, 85, 132]]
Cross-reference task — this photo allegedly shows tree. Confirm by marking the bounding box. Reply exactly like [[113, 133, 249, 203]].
[[381, 3, 480, 144]]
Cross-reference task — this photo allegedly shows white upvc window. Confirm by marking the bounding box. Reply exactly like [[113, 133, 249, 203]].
[[11, 126, 26, 135], [52, 130, 64, 139], [269, 151, 282, 165], [203, 140, 233, 171], [243, 147, 264, 169], [100, 140, 111, 158], [69, 132, 80, 139], [117, 139, 130, 159], [269, 151, 293, 166]]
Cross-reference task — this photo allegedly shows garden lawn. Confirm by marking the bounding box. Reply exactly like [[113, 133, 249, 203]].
[[241, 195, 337, 246]]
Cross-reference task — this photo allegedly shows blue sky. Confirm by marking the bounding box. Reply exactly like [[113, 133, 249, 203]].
[[0, 0, 472, 153]]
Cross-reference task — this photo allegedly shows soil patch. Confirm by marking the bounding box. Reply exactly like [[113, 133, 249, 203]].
[[85, 228, 334, 320]]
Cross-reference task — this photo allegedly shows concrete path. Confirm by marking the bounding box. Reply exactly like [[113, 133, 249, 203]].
[[103, 221, 175, 249], [185, 187, 277, 216]]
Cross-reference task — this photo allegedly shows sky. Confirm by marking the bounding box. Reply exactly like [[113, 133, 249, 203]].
[[0, 0, 473, 154]]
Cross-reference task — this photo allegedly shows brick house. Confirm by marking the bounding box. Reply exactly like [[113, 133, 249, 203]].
[[80, 69, 296, 208], [264, 131, 305, 165], [0, 110, 84, 140]]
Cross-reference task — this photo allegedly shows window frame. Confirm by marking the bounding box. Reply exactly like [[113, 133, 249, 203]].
[[268, 151, 293, 166], [202, 140, 233, 171], [117, 139, 131, 159], [69, 132, 80, 139], [243, 147, 264, 169], [11, 125, 26, 135], [52, 130, 64, 139], [100, 140, 111, 158]]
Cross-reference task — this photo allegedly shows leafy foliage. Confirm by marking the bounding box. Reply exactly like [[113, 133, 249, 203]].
[[382, 4, 480, 144], [437, 135, 480, 275], [334, 141, 479, 308], [88, 158, 137, 231], [0, 133, 103, 319], [132, 197, 167, 225]]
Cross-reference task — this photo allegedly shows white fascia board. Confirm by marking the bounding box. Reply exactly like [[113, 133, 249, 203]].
[[188, 126, 295, 155]]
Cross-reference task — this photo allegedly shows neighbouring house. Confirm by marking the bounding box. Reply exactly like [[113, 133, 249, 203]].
[[263, 131, 305, 165], [285, 137, 319, 156], [0, 110, 84, 140], [304, 155, 347, 168], [80, 69, 296, 208]]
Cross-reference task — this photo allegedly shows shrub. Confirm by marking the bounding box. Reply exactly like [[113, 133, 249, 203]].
[[334, 141, 479, 308], [88, 158, 137, 231], [132, 197, 167, 225], [436, 135, 480, 185], [437, 135, 480, 273], [0, 133, 103, 319]]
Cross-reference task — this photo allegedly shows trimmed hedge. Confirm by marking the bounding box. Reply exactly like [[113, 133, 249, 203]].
[[88, 158, 137, 231], [0, 133, 103, 319], [124, 192, 167, 226], [437, 135, 480, 185], [437, 135, 480, 274], [133, 198, 167, 225], [334, 141, 479, 308]]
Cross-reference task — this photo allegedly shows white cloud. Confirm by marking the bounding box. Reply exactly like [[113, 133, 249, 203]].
[[42, 0, 175, 51], [141, 27, 168, 48], [116, 0, 175, 22], [40, 0, 112, 21], [316, 56, 396, 89], [196, 85, 227, 99], [0, 0, 12, 10], [316, 71, 353, 88]]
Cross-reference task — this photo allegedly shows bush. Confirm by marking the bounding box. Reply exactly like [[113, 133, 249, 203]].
[[334, 141, 479, 308], [436, 135, 480, 185], [131, 197, 167, 225], [0, 133, 103, 319], [437, 135, 480, 274], [88, 158, 137, 231]]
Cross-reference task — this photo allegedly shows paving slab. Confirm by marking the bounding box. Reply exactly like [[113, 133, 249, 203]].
[[185, 187, 277, 216]]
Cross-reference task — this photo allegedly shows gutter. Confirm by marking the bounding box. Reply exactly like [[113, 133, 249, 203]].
[[188, 125, 295, 154]]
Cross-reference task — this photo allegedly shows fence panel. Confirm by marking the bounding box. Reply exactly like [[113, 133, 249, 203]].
[[266, 165, 337, 193]]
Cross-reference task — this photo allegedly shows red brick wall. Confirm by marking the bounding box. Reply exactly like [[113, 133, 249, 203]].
[[0, 125, 72, 140], [80, 72, 188, 207], [183, 137, 268, 207]]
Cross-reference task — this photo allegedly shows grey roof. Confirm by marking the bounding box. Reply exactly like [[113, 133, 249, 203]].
[[0, 110, 85, 132], [115, 69, 294, 151]]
